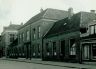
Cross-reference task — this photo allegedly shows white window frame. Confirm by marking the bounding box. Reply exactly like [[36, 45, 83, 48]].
[[69, 39, 76, 55]]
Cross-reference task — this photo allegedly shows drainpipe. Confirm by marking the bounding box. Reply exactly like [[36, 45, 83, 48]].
[[79, 38, 83, 64], [30, 25, 32, 60]]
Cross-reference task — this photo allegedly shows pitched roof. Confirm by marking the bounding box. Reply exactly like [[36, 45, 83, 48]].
[[44, 12, 96, 38], [43, 8, 68, 20], [19, 8, 68, 29], [4, 24, 21, 30], [80, 11, 96, 27]]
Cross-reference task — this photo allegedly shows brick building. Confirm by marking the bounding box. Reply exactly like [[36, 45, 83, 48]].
[[16, 8, 69, 59], [43, 10, 96, 63]]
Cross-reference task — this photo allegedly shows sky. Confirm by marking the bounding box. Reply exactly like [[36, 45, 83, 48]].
[[0, 0, 96, 34]]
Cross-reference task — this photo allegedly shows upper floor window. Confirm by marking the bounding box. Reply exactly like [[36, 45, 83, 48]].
[[38, 26, 41, 38], [23, 33, 24, 41], [90, 25, 94, 35], [20, 34, 22, 43], [33, 28, 36, 40], [95, 25, 96, 33], [10, 34, 15, 42], [27, 31, 30, 41]]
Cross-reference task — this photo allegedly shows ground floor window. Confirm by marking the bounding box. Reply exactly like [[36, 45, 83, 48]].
[[46, 43, 50, 56], [70, 39, 76, 55], [83, 45, 89, 59], [92, 44, 96, 59], [60, 40, 65, 57], [53, 42, 57, 56], [37, 44, 40, 56], [32, 45, 36, 56]]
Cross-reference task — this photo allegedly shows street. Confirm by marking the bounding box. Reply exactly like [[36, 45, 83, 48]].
[[0, 60, 77, 69]]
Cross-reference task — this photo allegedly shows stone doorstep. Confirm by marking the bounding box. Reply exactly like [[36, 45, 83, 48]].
[[4, 58, 92, 69]]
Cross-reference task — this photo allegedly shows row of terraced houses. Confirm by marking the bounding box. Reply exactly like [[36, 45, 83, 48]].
[[0, 8, 96, 63]]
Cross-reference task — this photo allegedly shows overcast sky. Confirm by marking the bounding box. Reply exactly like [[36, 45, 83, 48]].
[[0, 0, 96, 34]]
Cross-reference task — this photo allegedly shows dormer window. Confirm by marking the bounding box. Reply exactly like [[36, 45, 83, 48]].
[[63, 23, 67, 25]]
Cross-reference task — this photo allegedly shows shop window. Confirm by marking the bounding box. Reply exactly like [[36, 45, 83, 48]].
[[70, 39, 76, 55]]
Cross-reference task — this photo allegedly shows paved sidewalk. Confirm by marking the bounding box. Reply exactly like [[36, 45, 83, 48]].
[[1, 58, 96, 69]]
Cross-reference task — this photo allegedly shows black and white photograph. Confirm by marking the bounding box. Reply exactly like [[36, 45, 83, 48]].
[[0, 0, 96, 69]]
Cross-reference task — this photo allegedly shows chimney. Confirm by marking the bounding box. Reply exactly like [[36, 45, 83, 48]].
[[21, 22, 23, 25], [40, 8, 43, 12], [10, 21, 12, 25], [90, 10, 95, 13], [68, 7, 74, 19]]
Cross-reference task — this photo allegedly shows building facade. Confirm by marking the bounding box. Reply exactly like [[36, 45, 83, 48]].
[[0, 36, 3, 57], [43, 10, 96, 63], [7, 8, 96, 63], [81, 19, 96, 61], [14, 8, 69, 59], [1, 23, 22, 57]]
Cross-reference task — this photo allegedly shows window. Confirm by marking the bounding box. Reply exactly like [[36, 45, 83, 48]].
[[95, 25, 96, 33], [46, 43, 49, 52], [53, 42, 57, 55], [46, 43, 50, 56], [92, 44, 96, 59], [70, 39, 76, 55], [90, 25, 94, 34], [19, 34, 22, 43], [38, 44, 40, 55], [33, 28, 36, 39], [27, 31, 30, 40], [38, 26, 41, 38], [83, 45, 89, 59], [10, 34, 15, 42], [23, 33, 24, 41], [33, 45, 35, 56]]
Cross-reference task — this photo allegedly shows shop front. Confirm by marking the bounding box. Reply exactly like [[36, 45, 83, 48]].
[[82, 42, 96, 61]]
